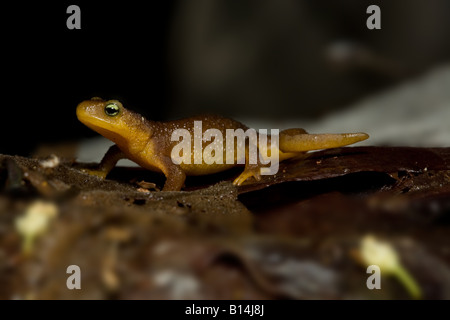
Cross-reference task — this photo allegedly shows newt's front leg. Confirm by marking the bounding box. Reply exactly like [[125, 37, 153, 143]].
[[82, 144, 126, 178], [157, 157, 187, 191]]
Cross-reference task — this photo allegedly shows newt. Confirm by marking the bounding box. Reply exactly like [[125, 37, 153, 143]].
[[76, 98, 369, 191]]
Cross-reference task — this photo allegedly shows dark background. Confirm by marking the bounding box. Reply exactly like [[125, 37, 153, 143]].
[[2, 1, 175, 155], [2, 1, 450, 155]]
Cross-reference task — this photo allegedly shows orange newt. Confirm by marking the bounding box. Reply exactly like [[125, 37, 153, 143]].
[[76, 98, 369, 191]]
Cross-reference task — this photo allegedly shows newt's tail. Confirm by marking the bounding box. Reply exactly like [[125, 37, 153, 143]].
[[279, 128, 369, 153]]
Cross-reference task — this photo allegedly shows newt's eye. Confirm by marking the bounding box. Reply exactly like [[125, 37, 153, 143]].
[[104, 103, 120, 117]]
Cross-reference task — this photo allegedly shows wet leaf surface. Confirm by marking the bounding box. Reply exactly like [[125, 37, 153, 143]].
[[237, 147, 450, 193]]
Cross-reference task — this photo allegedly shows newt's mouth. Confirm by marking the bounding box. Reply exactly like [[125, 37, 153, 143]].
[[76, 110, 127, 147]]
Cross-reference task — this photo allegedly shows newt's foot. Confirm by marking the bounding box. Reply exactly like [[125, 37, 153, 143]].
[[80, 168, 108, 179], [233, 168, 262, 186]]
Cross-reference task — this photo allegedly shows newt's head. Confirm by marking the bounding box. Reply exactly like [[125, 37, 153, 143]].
[[76, 97, 149, 147]]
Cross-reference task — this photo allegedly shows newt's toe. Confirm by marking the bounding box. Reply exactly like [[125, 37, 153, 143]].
[[233, 168, 261, 186], [80, 168, 108, 179]]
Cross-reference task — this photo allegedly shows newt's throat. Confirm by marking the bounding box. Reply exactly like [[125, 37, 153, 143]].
[[78, 116, 128, 147]]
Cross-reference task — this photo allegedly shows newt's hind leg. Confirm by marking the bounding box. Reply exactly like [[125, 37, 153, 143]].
[[233, 132, 289, 186], [232, 139, 265, 186], [232, 149, 305, 186], [233, 163, 262, 186]]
